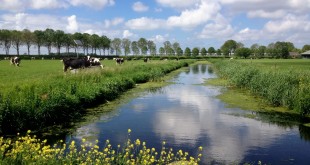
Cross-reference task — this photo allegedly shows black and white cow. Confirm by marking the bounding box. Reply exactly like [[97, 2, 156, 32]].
[[10, 57, 21, 66], [87, 56, 103, 68], [114, 58, 124, 65], [62, 57, 90, 72], [143, 58, 149, 63]]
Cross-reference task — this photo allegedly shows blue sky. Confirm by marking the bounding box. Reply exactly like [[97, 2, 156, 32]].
[[1, 0, 310, 52]]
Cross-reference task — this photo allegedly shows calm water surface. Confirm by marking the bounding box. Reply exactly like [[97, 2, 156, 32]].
[[65, 64, 310, 164]]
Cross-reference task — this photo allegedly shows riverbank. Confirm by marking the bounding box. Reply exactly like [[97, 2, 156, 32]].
[[0, 59, 196, 135], [206, 59, 310, 125]]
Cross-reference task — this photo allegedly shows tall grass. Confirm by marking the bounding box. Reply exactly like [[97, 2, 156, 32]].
[[0, 59, 195, 134], [209, 59, 310, 116]]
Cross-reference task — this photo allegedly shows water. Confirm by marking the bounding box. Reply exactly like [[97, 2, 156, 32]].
[[65, 64, 310, 164]]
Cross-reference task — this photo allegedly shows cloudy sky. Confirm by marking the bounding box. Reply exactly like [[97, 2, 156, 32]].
[[1, 0, 310, 50]]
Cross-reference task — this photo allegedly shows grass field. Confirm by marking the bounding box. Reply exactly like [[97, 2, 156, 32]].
[[0, 58, 195, 134], [236, 58, 310, 72]]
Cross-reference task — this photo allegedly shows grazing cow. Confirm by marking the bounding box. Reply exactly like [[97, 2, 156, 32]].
[[87, 56, 103, 68], [143, 58, 149, 63], [62, 57, 90, 72], [114, 58, 124, 65], [10, 57, 21, 66]]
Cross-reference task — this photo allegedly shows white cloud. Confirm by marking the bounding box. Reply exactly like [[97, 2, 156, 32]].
[[264, 14, 310, 33], [66, 15, 79, 33], [156, 0, 199, 9], [30, 0, 68, 9], [149, 34, 169, 45], [0, 0, 26, 11], [166, 1, 220, 29], [69, 0, 115, 9], [125, 17, 166, 30], [0, 13, 66, 30], [247, 10, 286, 19], [104, 17, 124, 28], [123, 30, 134, 38], [132, 1, 149, 12]]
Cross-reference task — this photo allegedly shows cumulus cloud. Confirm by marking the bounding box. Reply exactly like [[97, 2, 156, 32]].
[[166, 1, 220, 29], [69, 0, 115, 9], [132, 1, 149, 12], [66, 15, 79, 33], [123, 30, 134, 38], [104, 17, 124, 28], [264, 14, 310, 33], [0, 13, 66, 30], [156, 0, 199, 9], [30, 0, 68, 9], [125, 17, 166, 30]]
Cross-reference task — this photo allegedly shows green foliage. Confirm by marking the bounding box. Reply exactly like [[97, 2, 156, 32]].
[[235, 47, 252, 58], [210, 59, 310, 116]]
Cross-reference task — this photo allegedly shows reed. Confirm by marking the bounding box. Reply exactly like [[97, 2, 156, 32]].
[[209, 59, 310, 116]]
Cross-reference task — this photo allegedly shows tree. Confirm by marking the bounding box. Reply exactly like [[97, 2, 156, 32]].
[[101, 35, 110, 55], [138, 38, 147, 55], [208, 47, 216, 55], [257, 45, 266, 58], [176, 47, 183, 56], [172, 42, 180, 56], [82, 33, 91, 55], [221, 39, 238, 56], [163, 41, 172, 55], [274, 41, 289, 58], [63, 33, 74, 54], [34, 30, 45, 55], [184, 47, 191, 56], [200, 47, 207, 56], [302, 44, 310, 52], [44, 28, 55, 55], [22, 29, 34, 55], [11, 30, 23, 56], [0, 30, 12, 55], [131, 41, 139, 55], [111, 38, 122, 55], [250, 43, 259, 57], [90, 34, 101, 55], [147, 40, 156, 56], [53, 30, 66, 55], [159, 47, 165, 56], [235, 47, 252, 58], [192, 47, 199, 56], [216, 49, 222, 56], [122, 38, 131, 56]]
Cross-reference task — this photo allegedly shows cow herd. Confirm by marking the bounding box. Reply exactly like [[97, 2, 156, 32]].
[[6, 56, 154, 72]]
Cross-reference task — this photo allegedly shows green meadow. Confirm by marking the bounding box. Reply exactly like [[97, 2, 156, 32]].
[[0, 58, 195, 134]]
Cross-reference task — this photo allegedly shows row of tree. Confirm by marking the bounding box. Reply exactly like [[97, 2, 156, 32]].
[[1, 28, 310, 58]]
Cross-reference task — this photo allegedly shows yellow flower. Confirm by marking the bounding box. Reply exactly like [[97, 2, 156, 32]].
[[128, 129, 132, 134], [199, 146, 203, 151]]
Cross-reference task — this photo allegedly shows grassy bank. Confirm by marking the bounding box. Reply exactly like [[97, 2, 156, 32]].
[[208, 59, 310, 116], [0, 59, 195, 134]]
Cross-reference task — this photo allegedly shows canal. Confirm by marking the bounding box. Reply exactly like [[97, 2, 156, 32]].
[[64, 64, 310, 164]]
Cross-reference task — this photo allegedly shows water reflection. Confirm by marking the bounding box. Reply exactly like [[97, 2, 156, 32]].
[[67, 64, 310, 165]]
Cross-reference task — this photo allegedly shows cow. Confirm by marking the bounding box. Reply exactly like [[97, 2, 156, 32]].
[[143, 58, 149, 63], [87, 56, 103, 68], [114, 58, 124, 65], [10, 57, 21, 66], [62, 57, 90, 72]]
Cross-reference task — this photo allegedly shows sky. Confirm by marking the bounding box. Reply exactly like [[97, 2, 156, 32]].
[[0, 0, 310, 52]]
